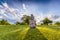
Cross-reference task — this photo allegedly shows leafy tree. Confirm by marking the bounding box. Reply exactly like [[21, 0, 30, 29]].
[[15, 22, 26, 25], [55, 22, 60, 25], [0, 19, 10, 25], [42, 18, 52, 25], [15, 22, 20, 25], [21, 15, 30, 24]]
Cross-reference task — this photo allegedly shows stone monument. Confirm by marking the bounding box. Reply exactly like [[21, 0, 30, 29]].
[[29, 14, 36, 28]]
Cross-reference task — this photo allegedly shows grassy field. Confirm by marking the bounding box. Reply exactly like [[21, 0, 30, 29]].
[[0, 25, 60, 40]]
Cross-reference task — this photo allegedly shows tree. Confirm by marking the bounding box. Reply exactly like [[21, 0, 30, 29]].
[[0, 19, 10, 25], [42, 18, 52, 25], [21, 15, 30, 24], [15, 22, 26, 25], [55, 22, 60, 25]]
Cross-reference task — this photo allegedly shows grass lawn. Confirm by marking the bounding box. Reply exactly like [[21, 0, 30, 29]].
[[0, 25, 60, 40]]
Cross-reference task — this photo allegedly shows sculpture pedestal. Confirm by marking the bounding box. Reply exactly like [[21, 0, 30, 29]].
[[30, 26, 36, 28], [29, 20, 36, 28]]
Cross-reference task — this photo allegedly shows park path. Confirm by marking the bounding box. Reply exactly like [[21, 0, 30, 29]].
[[23, 28, 47, 40]]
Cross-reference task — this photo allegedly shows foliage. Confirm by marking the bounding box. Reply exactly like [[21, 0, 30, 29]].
[[55, 22, 60, 25], [0, 19, 10, 25], [21, 15, 30, 24], [42, 18, 52, 25], [15, 22, 27, 25]]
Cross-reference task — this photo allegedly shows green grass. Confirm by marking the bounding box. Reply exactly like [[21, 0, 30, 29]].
[[0, 25, 60, 40]]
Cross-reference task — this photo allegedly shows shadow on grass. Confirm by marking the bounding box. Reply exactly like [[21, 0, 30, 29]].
[[23, 28, 48, 40]]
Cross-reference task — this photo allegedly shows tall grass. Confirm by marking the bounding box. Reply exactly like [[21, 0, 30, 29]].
[[0, 25, 60, 40]]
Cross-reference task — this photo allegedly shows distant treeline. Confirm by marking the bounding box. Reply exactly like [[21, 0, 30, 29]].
[[0, 19, 10, 25], [0, 15, 60, 25]]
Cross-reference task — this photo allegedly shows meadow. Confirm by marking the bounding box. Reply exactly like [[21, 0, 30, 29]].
[[0, 25, 60, 40]]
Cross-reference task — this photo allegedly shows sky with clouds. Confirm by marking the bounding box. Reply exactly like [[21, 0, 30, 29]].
[[0, 0, 60, 24]]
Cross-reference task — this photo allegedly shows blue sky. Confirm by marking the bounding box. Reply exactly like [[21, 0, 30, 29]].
[[0, 0, 60, 24]]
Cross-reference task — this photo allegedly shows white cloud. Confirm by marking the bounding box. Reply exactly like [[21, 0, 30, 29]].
[[46, 13, 54, 20], [54, 18, 60, 22], [0, 3, 18, 20], [0, 2, 60, 24], [0, 9, 5, 14], [2, 3, 9, 8], [0, 16, 3, 18], [0, 5, 3, 8], [22, 3, 26, 10], [2, 3, 25, 22]]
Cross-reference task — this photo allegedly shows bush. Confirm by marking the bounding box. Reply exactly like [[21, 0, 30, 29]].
[[0, 19, 10, 25], [15, 22, 27, 25], [42, 18, 52, 25], [55, 22, 60, 25]]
